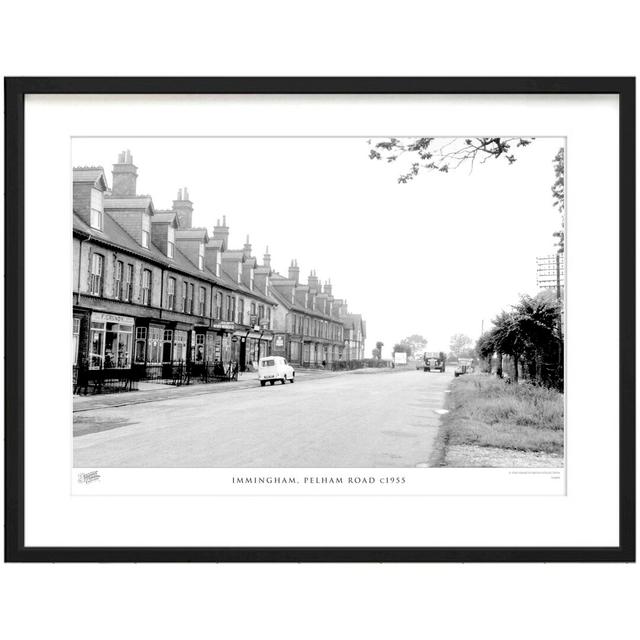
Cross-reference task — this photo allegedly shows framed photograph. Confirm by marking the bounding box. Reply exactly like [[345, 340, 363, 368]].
[[4, 77, 635, 562]]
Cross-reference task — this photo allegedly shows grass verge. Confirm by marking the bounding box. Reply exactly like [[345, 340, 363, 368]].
[[440, 374, 564, 455]]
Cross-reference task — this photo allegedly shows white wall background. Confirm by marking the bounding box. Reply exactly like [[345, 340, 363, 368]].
[[1, 2, 638, 639]]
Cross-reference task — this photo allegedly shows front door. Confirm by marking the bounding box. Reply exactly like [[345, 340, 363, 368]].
[[239, 337, 247, 372]]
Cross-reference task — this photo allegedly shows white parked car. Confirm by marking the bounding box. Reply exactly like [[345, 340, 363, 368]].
[[258, 356, 295, 386]]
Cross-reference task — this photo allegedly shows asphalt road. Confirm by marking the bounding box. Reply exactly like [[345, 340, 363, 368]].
[[74, 368, 453, 468]]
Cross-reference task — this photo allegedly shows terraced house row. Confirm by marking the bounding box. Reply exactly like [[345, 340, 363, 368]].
[[72, 151, 366, 387]]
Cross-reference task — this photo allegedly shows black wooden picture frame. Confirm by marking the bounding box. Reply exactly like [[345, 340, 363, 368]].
[[4, 77, 636, 562]]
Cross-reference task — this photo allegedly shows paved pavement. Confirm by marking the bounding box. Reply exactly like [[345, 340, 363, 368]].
[[73, 368, 453, 468], [73, 368, 341, 413]]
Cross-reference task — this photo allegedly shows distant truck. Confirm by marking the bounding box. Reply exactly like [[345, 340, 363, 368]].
[[423, 352, 446, 373]]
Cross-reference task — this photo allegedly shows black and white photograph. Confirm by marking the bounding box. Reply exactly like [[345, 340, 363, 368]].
[[72, 135, 565, 472], [6, 76, 632, 564]]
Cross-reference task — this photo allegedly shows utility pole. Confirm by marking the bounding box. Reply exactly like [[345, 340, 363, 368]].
[[556, 250, 564, 388]]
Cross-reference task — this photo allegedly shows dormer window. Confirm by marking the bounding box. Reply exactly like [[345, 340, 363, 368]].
[[141, 213, 150, 248], [90, 188, 103, 230], [198, 243, 204, 270], [167, 225, 175, 259]]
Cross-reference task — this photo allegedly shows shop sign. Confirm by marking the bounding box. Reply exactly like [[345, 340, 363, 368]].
[[212, 321, 236, 330], [91, 312, 134, 325], [275, 335, 285, 348]]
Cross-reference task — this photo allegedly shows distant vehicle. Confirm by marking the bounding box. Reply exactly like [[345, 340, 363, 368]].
[[258, 356, 295, 386], [454, 358, 474, 377], [423, 351, 446, 373]]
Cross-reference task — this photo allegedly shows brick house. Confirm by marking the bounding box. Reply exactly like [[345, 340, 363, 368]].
[[72, 151, 277, 383], [269, 263, 364, 367], [72, 149, 367, 389]]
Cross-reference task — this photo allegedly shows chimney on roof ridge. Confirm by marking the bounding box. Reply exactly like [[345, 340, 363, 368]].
[[263, 246, 271, 269], [172, 186, 193, 229], [112, 149, 138, 197], [288, 259, 300, 284], [308, 270, 320, 290], [243, 234, 252, 259], [213, 215, 229, 252]]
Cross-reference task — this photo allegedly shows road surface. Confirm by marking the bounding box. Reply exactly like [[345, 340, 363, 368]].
[[74, 369, 453, 467]]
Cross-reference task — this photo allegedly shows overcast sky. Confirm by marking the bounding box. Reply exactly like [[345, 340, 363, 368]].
[[73, 136, 563, 358]]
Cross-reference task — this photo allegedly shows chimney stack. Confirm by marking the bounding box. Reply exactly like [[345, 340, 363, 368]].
[[324, 279, 332, 296], [288, 259, 300, 284], [212, 215, 229, 251], [263, 246, 271, 270], [308, 270, 320, 290], [243, 234, 252, 259], [111, 149, 138, 197], [172, 187, 194, 229]]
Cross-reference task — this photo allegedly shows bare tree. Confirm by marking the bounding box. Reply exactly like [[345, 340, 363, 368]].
[[368, 137, 534, 183]]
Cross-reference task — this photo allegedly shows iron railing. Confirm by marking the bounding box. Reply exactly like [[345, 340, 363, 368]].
[[74, 359, 240, 395], [73, 363, 139, 395]]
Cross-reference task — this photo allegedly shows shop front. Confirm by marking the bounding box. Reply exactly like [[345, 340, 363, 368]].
[[193, 326, 218, 363], [236, 329, 273, 371], [288, 338, 302, 364], [74, 311, 138, 394], [130, 319, 165, 378], [88, 312, 134, 369]]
